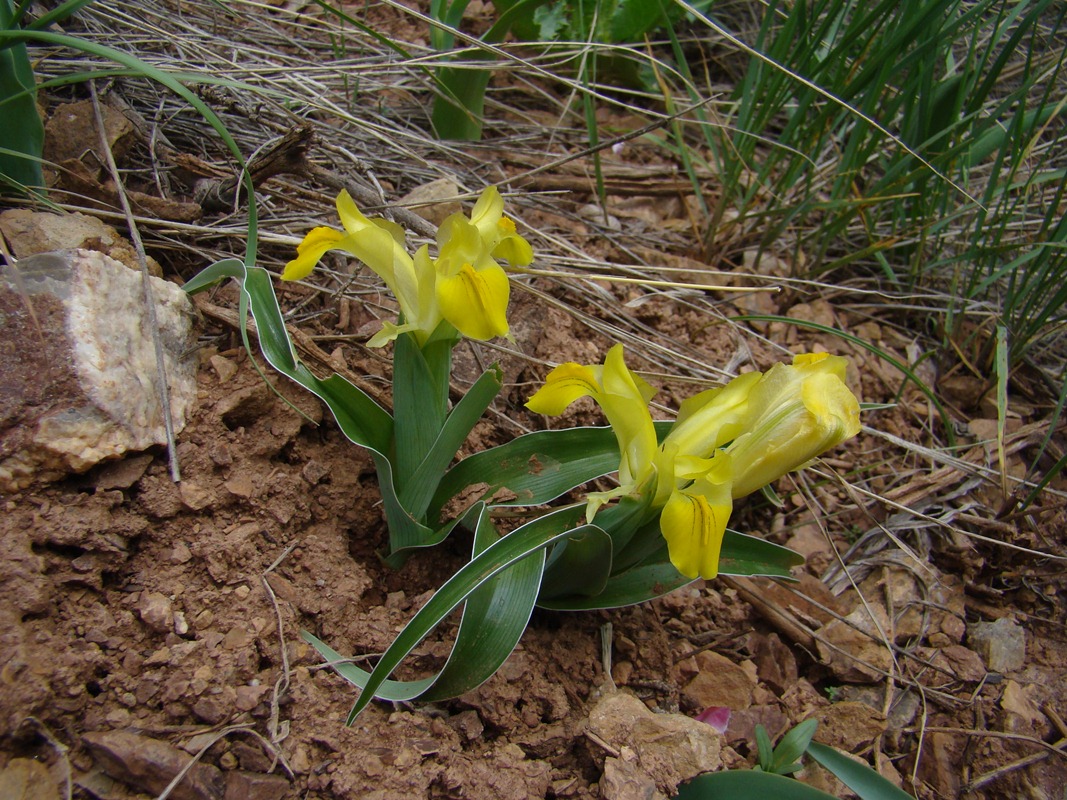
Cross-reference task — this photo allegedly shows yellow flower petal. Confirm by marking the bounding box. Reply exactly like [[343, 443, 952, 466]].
[[491, 232, 534, 266], [471, 186, 504, 234], [726, 354, 861, 498], [660, 479, 732, 580], [366, 320, 420, 348], [436, 261, 510, 341], [525, 362, 602, 415], [281, 226, 346, 281], [667, 371, 762, 456]]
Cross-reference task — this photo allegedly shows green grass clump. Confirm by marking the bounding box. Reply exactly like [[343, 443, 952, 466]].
[[683, 0, 1065, 375]]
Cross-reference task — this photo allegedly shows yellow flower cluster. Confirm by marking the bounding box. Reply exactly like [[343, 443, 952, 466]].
[[527, 346, 861, 579], [283, 187, 532, 346]]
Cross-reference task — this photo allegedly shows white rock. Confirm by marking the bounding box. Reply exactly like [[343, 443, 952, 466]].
[[0, 249, 197, 490]]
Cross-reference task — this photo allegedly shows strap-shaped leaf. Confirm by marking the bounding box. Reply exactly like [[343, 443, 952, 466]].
[[185, 261, 434, 554], [392, 332, 450, 483], [430, 421, 673, 515], [673, 770, 840, 800], [538, 559, 693, 611], [539, 530, 803, 611], [720, 529, 804, 577], [398, 365, 503, 521], [538, 527, 614, 600], [185, 260, 394, 452], [806, 742, 915, 800], [301, 504, 597, 721]]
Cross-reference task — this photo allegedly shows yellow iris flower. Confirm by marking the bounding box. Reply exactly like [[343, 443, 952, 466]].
[[526, 346, 860, 580], [282, 187, 531, 345]]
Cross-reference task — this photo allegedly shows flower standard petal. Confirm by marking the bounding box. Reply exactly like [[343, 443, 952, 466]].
[[470, 186, 504, 236], [468, 186, 533, 265], [726, 354, 861, 498], [596, 345, 658, 488]]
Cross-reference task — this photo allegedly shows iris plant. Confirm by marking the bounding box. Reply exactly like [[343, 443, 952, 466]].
[[527, 345, 861, 579], [282, 186, 532, 345]]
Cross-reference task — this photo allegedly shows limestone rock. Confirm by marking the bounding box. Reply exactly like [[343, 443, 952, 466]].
[[399, 178, 462, 225], [0, 209, 163, 276], [0, 249, 197, 491], [588, 691, 722, 799]]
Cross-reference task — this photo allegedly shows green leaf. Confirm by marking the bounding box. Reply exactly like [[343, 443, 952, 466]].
[[806, 742, 915, 800], [431, 65, 492, 141], [772, 719, 818, 775], [196, 262, 395, 452], [399, 364, 503, 522], [392, 331, 450, 484], [302, 504, 598, 721], [755, 724, 775, 772], [431, 421, 672, 516], [0, 0, 44, 192], [719, 530, 805, 578], [538, 558, 692, 610], [538, 526, 614, 600], [185, 260, 454, 560], [673, 770, 841, 800]]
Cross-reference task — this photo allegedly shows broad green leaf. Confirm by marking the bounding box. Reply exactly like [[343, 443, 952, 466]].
[[538, 526, 614, 600], [673, 770, 840, 800], [399, 365, 503, 521], [313, 502, 549, 709], [431, 65, 491, 141], [186, 260, 394, 452], [431, 421, 673, 515], [392, 331, 450, 485], [538, 559, 692, 610], [185, 260, 450, 558], [806, 742, 915, 800], [772, 719, 818, 774], [302, 504, 598, 721], [717, 529, 803, 578]]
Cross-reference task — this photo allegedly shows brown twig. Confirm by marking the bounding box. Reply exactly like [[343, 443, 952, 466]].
[[196, 124, 316, 212]]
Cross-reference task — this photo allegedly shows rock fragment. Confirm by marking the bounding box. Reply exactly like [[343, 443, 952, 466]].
[[588, 691, 722, 800], [0, 249, 197, 491], [83, 730, 224, 800], [968, 617, 1026, 673]]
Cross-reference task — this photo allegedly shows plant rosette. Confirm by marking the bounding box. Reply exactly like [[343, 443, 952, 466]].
[[184, 187, 861, 722]]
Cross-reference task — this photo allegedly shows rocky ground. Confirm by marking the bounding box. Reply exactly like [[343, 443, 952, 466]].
[[1, 2, 1065, 799]]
